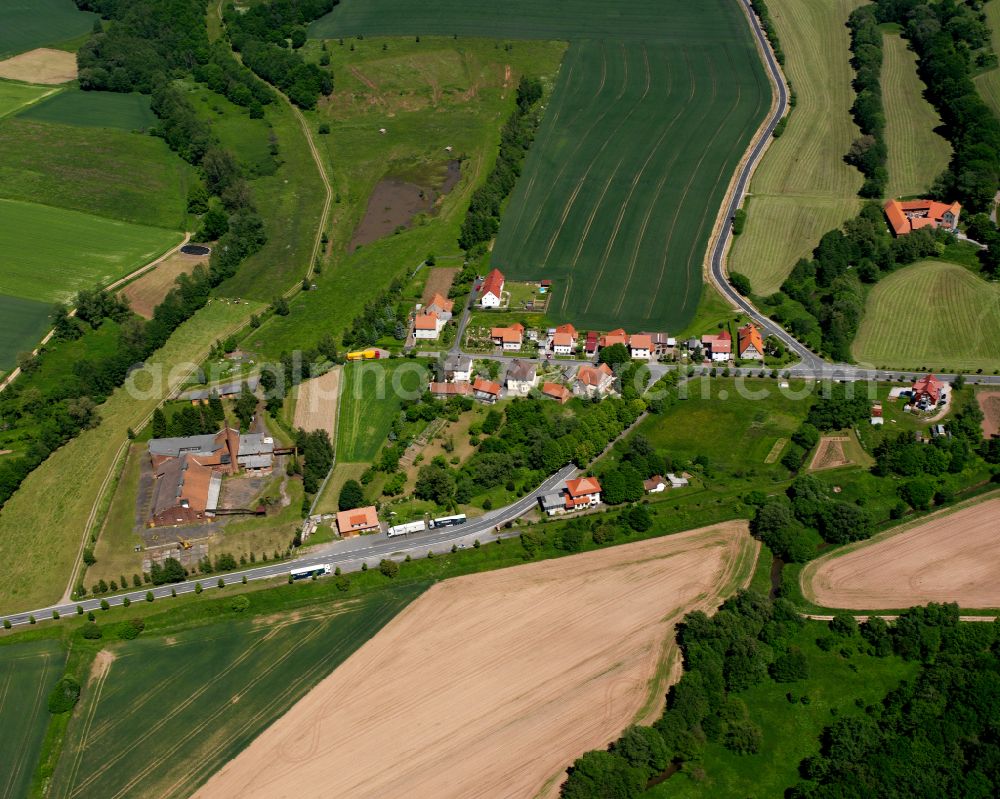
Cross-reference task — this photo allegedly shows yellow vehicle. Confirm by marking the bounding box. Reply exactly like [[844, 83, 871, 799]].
[[347, 349, 383, 361], [176, 535, 192, 550]]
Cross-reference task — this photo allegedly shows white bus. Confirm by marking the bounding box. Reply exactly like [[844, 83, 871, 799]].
[[429, 514, 467, 529], [387, 520, 427, 538], [290, 563, 331, 580]]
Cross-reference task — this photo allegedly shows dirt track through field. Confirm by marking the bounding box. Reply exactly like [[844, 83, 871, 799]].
[[802, 497, 1000, 608], [192, 522, 757, 799], [292, 368, 341, 441]]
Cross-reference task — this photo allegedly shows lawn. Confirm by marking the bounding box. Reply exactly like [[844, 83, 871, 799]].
[[244, 36, 564, 357], [729, 0, 863, 295], [314, 461, 371, 515], [975, 0, 1000, 118], [645, 621, 918, 798], [0, 118, 194, 230], [0, 198, 184, 304], [629, 377, 814, 480], [0, 294, 51, 370], [47, 585, 424, 799], [883, 33, 950, 199], [0, 299, 263, 612], [852, 259, 1000, 372], [0, 79, 57, 118], [0, 0, 96, 58], [0, 639, 67, 799], [17, 89, 156, 131], [337, 360, 429, 462]]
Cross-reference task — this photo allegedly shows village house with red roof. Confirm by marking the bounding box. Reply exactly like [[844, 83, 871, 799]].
[[552, 323, 578, 355], [737, 323, 764, 361], [472, 377, 501, 404], [883, 199, 961, 236], [335, 506, 381, 538], [629, 333, 653, 360], [541, 382, 571, 404], [412, 292, 454, 340], [491, 322, 524, 351], [573, 363, 615, 398], [701, 330, 732, 362], [538, 476, 603, 516], [911, 374, 945, 409], [480, 268, 505, 308]]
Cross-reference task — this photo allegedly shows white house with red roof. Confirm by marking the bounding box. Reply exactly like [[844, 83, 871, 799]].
[[412, 293, 454, 340], [629, 333, 653, 360], [737, 324, 764, 361], [480, 268, 505, 308], [911, 374, 945, 408], [599, 328, 628, 349], [702, 330, 732, 363], [538, 476, 603, 515], [573, 363, 615, 397], [552, 323, 578, 355], [491, 322, 524, 351]]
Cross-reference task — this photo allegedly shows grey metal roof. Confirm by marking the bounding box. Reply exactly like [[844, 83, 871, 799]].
[[240, 454, 273, 469], [148, 434, 220, 458], [238, 434, 274, 457], [206, 473, 222, 512], [538, 493, 564, 510], [180, 377, 259, 401], [506, 359, 537, 381]]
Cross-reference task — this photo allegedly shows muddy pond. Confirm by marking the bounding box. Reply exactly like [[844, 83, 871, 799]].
[[349, 160, 461, 251]]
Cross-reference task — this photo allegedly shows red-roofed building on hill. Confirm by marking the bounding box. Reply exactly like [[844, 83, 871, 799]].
[[480, 268, 505, 308], [911, 374, 945, 408], [539, 476, 603, 515], [541, 382, 571, 404], [737, 324, 764, 361], [335, 506, 380, 538], [883, 199, 961, 237], [472, 377, 501, 403]]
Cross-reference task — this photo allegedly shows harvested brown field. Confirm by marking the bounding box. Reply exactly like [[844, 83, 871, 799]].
[[808, 436, 850, 471], [119, 250, 205, 318], [978, 390, 1000, 439], [0, 48, 77, 84], [421, 266, 459, 304], [193, 522, 758, 799], [802, 496, 1000, 609], [292, 367, 341, 440]]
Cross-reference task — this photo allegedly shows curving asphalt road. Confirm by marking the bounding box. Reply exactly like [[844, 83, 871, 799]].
[[707, 0, 825, 369], [0, 465, 577, 627]]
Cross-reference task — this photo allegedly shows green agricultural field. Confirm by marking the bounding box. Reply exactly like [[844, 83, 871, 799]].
[[338, 360, 429, 462], [0, 0, 96, 58], [0, 294, 51, 370], [0, 118, 194, 230], [852, 260, 1000, 372], [0, 639, 67, 799], [0, 299, 262, 611], [975, 0, 1000, 118], [0, 198, 183, 304], [883, 33, 950, 199], [0, 80, 58, 118], [644, 621, 918, 798], [729, 0, 863, 295], [48, 585, 423, 799], [18, 89, 156, 131], [246, 36, 564, 356], [313, 0, 770, 332], [631, 377, 814, 478]]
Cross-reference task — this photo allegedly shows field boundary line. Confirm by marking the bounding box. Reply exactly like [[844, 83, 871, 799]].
[[0, 85, 64, 119]]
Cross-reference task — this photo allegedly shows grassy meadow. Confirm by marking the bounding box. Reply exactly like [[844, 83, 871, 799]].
[[312, 0, 769, 333], [0, 198, 183, 304], [0, 118, 194, 230], [0, 639, 67, 799], [883, 33, 950, 199], [337, 360, 429, 462], [0, 80, 57, 118], [645, 621, 918, 798], [18, 89, 156, 131], [0, 294, 51, 370], [0, 0, 96, 58], [244, 36, 564, 357], [975, 0, 1000, 118], [0, 300, 262, 611], [852, 260, 1000, 372], [729, 0, 863, 295], [48, 585, 424, 799]]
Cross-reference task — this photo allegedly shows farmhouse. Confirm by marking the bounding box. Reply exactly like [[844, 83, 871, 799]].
[[472, 377, 501, 403], [429, 381, 474, 398], [737, 324, 764, 361], [574, 363, 615, 397], [491, 323, 524, 351], [148, 428, 241, 474], [237, 433, 275, 474], [599, 328, 628, 349], [335, 506, 380, 537], [552, 323, 578, 355], [150, 455, 221, 528], [883, 198, 961, 236], [639, 332, 674, 356], [701, 331, 731, 362], [542, 382, 571, 404], [505, 359, 538, 396], [441, 354, 472, 383], [911, 374, 945, 409], [644, 475, 667, 493], [424, 292, 454, 319], [413, 310, 445, 340], [181, 377, 260, 403], [480, 268, 505, 308], [538, 476, 603, 516], [628, 334, 653, 360]]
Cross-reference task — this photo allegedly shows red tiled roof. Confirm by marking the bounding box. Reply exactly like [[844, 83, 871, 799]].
[[553, 332, 574, 348], [566, 476, 601, 497], [738, 324, 764, 356], [414, 310, 439, 330], [472, 377, 501, 396], [884, 199, 962, 236], [912, 374, 943, 403], [555, 323, 577, 338], [335, 505, 379, 533], [576, 363, 613, 387], [429, 381, 473, 396], [427, 293, 454, 313], [541, 382, 570, 403], [482, 268, 504, 298], [491, 326, 523, 344], [643, 475, 666, 491], [629, 334, 652, 350]]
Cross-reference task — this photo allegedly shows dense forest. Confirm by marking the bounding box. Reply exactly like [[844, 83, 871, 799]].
[[846, 6, 887, 198]]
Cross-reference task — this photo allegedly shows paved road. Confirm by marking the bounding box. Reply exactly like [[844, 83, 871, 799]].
[[0, 465, 577, 627]]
